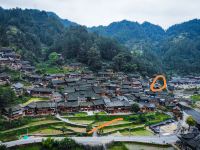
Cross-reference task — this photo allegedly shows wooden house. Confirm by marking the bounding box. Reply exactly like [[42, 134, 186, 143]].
[[30, 88, 53, 98], [3, 105, 23, 120]]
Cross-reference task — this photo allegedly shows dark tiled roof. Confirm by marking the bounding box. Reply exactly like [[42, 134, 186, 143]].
[[31, 88, 53, 93], [105, 100, 131, 107], [50, 74, 65, 77], [93, 86, 105, 94], [52, 79, 66, 85], [79, 102, 94, 107], [4, 104, 22, 112], [29, 75, 43, 79], [179, 133, 200, 149], [63, 87, 75, 93], [27, 101, 56, 108], [93, 99, 105, 106], [0, 73, 10, 78], [65, 78, 80, 83], [66, 101, 79, 107]]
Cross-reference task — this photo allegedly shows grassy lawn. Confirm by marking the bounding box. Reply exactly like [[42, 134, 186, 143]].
[[1, 120, 61, 134], [120, 129, 154, 136], [30, 128, 63, 135], [95, 111, 107, 115], [23, 97, 49, 106], [0, 112, 171, 142], [68, 119, 94, 125], [36, 63, 69, 74], [191, 94, 200, 102], [0, 122, 64, 142], [74, 112, 88, 117], [62, 112, 88, 117], [54, 125, 86, 133], [93, 120, 131, 126], [67, 126, 86, 133], [103, 125, 144, 133]]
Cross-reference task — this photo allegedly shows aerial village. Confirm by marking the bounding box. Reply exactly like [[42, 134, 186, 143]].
[[1, 47, 200, 149]]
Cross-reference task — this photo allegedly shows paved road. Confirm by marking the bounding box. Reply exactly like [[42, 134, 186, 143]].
[[3, 135, 178, 148], [55, 114, 87, 127]]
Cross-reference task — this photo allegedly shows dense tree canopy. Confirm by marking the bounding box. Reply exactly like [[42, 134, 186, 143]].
[[0, 86, 17, 109], [42, 138, 83, 150], [90, 19, 200, 75]]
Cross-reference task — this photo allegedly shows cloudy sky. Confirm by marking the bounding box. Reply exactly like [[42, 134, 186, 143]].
[[0, 0, 199, 29]]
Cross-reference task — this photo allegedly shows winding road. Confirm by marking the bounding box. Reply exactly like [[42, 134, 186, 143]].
[[2, 135, 178, 148]]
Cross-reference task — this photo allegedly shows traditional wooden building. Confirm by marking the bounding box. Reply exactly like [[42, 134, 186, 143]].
[[3, 105, 23, 120], [58, 101, 79, 112], [105, 100, 131, 113], [30, 88, 53, 98], [24, 101, 56, 116], [178, 128, 200, 150]]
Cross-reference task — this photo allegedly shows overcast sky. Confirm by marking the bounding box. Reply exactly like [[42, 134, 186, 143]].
[[0, 0, 199, 29]]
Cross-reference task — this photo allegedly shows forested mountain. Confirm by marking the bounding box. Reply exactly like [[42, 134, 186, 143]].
[[0, 7, 64, 62], [0, 7, 200, 75], [0, 7, 160, 75], [89, 20, 165, 43], [162, 19, 200, 75], [89, 19, 200, 75], [47, 12, 78, 27]]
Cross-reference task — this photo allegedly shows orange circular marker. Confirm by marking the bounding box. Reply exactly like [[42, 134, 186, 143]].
[[150, 75, 167, 92]]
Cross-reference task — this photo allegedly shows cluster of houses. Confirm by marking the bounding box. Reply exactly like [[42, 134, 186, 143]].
[[177, 127, 200, 150], [0, 47, 35, 74], [3, 71, 182, 120], [0, 47, 183, 120], [169, 76, 200, 90]]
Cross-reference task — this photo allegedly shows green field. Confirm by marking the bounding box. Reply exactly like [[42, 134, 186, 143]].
[[36, 63, 70, 74], [74, 112, 88, 117], [191, 94, 200, 102], [0, 112, 171, 142], [68, 119, 94, 125], [120, 128, 154, 136]]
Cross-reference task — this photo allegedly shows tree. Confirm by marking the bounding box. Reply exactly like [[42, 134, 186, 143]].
[[0, 86, 16, 110], [98, 128, 104, 136], [186, 116, 196, 130], [139, 114, 147, 123], [60, 125, 67, 134], [58, 138, 82, 150], [42, 138, 55, 150], [48, 52, 59, 65], [131, 103, 140, 113], [0, 144, 7, 150], [41, 138, 83, 150], [87, 45, 102, 71], [94, 113, 99, 121], [86, 124, 92, 133]]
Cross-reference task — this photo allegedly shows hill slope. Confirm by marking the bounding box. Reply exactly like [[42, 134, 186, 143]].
[[1, 7, 200, 75], [89, 19, 200, 75], [0, 8, 161, 75]]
